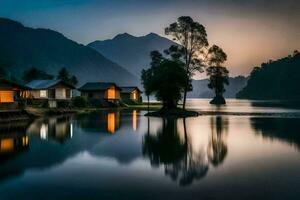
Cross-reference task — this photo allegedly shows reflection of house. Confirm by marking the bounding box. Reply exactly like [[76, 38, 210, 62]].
[[26, 79, 75, 108], [0, 79, 28, 110], [78, 111, 120, 134], [120, 87, 142, 102], [27, 116, 73, 143], [78, 82, 121, 102]]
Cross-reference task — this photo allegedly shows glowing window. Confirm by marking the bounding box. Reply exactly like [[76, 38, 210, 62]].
[[107, 113, 115, 133], [107, 88, 116, 99], [0, 139, 14, 152], [0, 91, 14, 103], [40, 90, 47, 98]]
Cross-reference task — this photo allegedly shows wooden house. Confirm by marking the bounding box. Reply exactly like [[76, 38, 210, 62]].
[[26, 79, 75, 108], [120, 87, 142, 102], [0, 79, 28, 110], [78, 82, 121, 102]]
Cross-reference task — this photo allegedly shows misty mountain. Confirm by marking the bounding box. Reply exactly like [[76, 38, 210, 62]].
[[88, 32, 176, 77], [189, 76, 247, 98], [0, 18, 138, 86]]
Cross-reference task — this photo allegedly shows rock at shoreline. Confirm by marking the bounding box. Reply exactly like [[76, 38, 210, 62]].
[[210, 96, 226, 105]]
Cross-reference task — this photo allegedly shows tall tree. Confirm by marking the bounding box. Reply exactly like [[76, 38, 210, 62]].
[[23, 67, 54, 83], [57, 67, 78, 86], [165, 16, 209, 109], [206, 45, 229, 104]]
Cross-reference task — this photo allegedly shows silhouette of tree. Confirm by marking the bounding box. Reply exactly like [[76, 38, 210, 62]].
[[23, 67, 54, 83], [206, 45, 229, 104], [143, 118, 209, 186], [141, 52, 188, 109], [207, 116, 228, 166], [57, 67, 78, 86], [165, 16, 208, 109]]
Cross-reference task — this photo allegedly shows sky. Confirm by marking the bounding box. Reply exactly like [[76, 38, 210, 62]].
[[0, 0, 299, 77]]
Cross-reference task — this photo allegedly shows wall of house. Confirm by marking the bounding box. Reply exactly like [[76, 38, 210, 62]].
[[81, 91, 106, 99], [29, 90, 46, 98], [0, 91, 14, 103]]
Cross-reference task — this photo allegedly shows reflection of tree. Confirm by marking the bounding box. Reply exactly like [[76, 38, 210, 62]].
[[143, 118, 208, 186], [207, 116, 228, 166], [251, 117, 300, 150]]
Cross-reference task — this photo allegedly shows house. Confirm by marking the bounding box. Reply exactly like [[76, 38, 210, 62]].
[[78, 82, 121, 102], [26, 79, 75, 108], [0, 79, 28, 110], [120, 87, 142, 102]]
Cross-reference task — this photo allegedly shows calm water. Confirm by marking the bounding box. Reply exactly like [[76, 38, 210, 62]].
[[1, 99, 300, 200]]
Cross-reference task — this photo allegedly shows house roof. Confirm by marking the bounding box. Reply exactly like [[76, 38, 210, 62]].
[[78, 82, 121, 91], [0, 78, 29, 90], [26, 79, 75, 89], [120, 87, 142, 93]]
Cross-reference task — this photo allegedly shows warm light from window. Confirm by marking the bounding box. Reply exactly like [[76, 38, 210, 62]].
[[107, 113, 115, 133], [132, 110, 137, 131], [132, 91, 137, 100], [40, 90, 47, 98], [22, 136, 29, 146], [0, 91, 14, 103], [107, 88, 116, 99], [0, 139, 14, 152]]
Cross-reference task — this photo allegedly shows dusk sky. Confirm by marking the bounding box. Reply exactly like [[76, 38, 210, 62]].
[[0, 0, 299, 77]]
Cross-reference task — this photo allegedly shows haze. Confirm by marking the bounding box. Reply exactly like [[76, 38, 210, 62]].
[[0, 0, 299, 77]]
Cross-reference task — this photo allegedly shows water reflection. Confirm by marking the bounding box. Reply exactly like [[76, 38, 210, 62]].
[[27, 116, 73, 143], [143, 116, 229, 186], [251, 117, 300, 149], [207, 116, 228, 166]]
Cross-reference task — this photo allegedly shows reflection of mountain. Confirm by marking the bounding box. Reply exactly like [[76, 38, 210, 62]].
[[251, 117, 300, 149], [143, 118, 209, 186]]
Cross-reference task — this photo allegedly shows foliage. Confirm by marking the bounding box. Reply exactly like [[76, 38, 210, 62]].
[[141, 52, 188, 109], [23, 67, 54, 83], [57, 67, 78, 86], [165, 16, 209, 109], [237, 51, 300, 99], [206, 45, 229, 98], [72, 96, 87, 108]]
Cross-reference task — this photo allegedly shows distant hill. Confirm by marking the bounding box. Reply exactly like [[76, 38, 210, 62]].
[[189, 76, 247, 98], [88, 33, 176, 77], [237, 51, 300, 99], [0, 18, 138, 86]]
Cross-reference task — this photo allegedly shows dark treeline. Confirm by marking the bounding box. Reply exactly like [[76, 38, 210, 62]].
[[237, 51, 300, 100]]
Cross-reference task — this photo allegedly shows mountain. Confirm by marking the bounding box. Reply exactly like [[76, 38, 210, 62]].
[[189, 76, 247, 98], [0, 18, 138, 86], [88, 32, 176, 77], [237, 51, 300, 99]]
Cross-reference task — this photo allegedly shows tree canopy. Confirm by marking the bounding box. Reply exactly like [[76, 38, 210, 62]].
[[57, 67, 78, 86], [23, 67, 54, 83], [141, 51, 188, 109], [165, 16, 209, 109]]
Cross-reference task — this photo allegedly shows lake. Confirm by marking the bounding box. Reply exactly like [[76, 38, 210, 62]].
[[1, 99, 300, 200]]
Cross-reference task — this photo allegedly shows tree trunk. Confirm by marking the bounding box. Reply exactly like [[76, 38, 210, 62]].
[[182, 86, 188, 110], [147, 95, 150, 113]]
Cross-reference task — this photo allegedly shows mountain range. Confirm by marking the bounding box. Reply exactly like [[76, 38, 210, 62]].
[[88, 32, 175, 78], [0, 18, 138, 86]]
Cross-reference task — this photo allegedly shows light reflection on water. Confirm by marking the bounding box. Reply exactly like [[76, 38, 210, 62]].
[[0, 100, 300, 199]]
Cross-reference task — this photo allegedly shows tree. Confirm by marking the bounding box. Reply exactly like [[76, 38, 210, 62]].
[[23, 67, 54, 83], [141, 51, 163, 111], [165, 16, 209, 109], [141, 52, 188, 109], [206, 45, 229, 104], [57, 67, 78, 86]]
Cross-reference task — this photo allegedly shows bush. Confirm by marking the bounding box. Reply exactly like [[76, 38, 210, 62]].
[[72, 96, 87, 108]]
